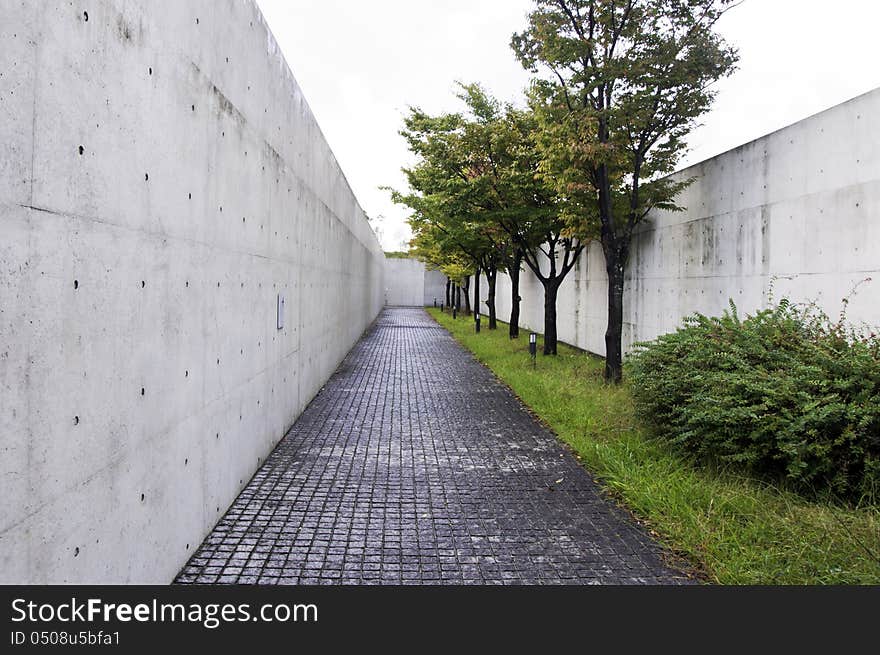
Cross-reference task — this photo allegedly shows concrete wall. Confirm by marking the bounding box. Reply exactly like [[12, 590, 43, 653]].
[[383, 257, 445, 307], [0, 0, 384, 583], [424, 269, 447, 307], [484, 88, 880, 355], [384, 258, 425, 306]]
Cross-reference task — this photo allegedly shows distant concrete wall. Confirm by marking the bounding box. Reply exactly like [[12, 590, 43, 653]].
[[384, 258, 424, 306], [486, 88, 880, 355], [383, 258, 455, 307], [424, 270, 447, 307], [0, 0, 384, 583]]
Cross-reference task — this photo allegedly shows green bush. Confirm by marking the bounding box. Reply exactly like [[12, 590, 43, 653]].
[[626, 298, 880, 502]]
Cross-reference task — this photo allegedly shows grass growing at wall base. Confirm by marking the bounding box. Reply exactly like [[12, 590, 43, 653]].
[[427, 308, 880, 584]]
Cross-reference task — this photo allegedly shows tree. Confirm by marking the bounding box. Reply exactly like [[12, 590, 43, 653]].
[[472, 94, 587, 354], [390, 96, 515, 331], [391, 84, 588, 352], [513, 0, 738, 380], [409, 224, 475, 315]]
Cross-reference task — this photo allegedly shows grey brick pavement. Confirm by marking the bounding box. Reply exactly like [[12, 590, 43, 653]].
[[175, 308, 694, 585]]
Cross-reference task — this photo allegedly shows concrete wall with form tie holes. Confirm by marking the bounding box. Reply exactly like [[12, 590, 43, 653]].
[[476, 88, 880, 356], [0, 0, 384, 583]]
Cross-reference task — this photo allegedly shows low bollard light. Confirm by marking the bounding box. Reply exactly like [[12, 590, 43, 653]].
[[440, 303, 444, 313], [475, 312, 481, 333], [529, 332, 537, 366], [433, 298, 437, 308], [453, 306, 457, 319]]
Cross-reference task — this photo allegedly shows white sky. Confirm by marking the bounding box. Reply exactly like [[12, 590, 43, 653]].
[[256, 0, 880, 251]]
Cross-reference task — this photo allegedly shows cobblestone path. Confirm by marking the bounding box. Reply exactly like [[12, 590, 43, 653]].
[[176, 308, 693, 584]]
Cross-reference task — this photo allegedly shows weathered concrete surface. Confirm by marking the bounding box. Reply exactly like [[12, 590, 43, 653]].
[[487, 88, 880, 355], [176, 308, 692, 585], [0, 1, 383, 583]]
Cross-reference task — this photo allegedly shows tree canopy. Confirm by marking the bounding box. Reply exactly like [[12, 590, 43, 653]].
[[513, 0, 739, 379]]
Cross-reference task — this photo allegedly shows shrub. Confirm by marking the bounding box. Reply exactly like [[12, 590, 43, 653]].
[[626, 298, 880, 502]]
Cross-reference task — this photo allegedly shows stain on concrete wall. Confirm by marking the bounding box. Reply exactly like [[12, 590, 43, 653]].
[[0, 0, 384, 583]]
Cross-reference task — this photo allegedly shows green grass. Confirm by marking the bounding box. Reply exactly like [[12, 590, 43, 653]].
[[428, 308, 880, 584]]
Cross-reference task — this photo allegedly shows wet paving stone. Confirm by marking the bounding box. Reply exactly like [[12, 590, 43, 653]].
[[176, 308, 694, 585]]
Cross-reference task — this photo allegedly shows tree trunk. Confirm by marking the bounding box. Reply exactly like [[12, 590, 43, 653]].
[[486, 267, 498, 330], [445, 277, 451, 308], [474, 267, 481, 321], [462, 276, 471, 315], [604, 252, 626, 383], [509, 251, 521, 339], [543, 280, 560, 356]]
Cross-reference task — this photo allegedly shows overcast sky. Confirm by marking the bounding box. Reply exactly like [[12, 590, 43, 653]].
[[256, 0, 880, 251]]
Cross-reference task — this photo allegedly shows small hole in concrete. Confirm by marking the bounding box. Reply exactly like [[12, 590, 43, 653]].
[[196, 18, 199, 24], [141, 387, 145, 396], [188, 192, 191, 199], [216, 433, 219, 439], [74, 416, 80, 425], [191, 104, 195, 112], [83, 11, 88, 21], [185, 370, 188, 377], [145, 173, 149, 181], [78, 145, 84, 155], [217, 358, 220, 365], [149, 67, 152, 75], [184, 458, 188, 466], [140, 493, 145, 502], [141, 280, 145, 288], [186, 544, 189, 550], [74, 280, 79, 289], [74, 547, 80, 557], [185, 280, 189, 287], [242, 217, 245, 223]]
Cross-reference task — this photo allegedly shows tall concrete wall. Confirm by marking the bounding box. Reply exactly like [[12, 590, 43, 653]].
[[485, 88, 880, 355], [0, 0, 384, 583]]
